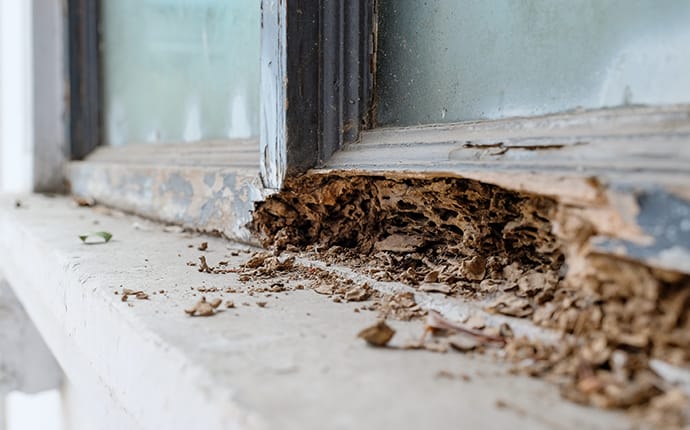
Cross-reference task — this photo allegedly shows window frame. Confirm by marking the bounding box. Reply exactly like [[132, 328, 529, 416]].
[[65, 0, 690, 274], [66, 0, 375, 241]]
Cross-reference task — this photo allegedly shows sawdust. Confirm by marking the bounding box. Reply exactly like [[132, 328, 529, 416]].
[[248, 172, 690, 426]]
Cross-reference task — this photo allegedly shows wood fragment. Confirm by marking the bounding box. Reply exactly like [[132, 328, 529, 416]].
[[357, 320, 396, 347], [425, 310, 505, 344], [185, 297, 218, 317]]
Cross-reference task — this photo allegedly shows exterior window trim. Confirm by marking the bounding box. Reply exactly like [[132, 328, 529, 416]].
[[67, 0, 101, 160], [66, 1, 690, 274]]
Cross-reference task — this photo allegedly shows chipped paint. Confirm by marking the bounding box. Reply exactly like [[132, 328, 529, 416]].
[[68, 162, 266, 244]]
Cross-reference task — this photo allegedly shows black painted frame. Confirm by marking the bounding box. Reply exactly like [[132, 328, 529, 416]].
[[319, 0, 376, 163], [67, 0, 101, 160], [260, 0, 376, 187]]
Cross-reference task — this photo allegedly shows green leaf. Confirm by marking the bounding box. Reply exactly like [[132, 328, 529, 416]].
[[79, 231, 113, 244]]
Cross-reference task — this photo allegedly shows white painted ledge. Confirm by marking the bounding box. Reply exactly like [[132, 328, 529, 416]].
[[0, 195, 634, 430], [0, 279, 62, 394]]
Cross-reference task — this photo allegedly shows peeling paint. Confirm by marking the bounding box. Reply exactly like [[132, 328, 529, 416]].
[[68, 162, 264, 244]]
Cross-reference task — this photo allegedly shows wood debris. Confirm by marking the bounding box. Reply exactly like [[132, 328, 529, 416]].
[[357, 320, 396, 347], [185, 296, 222, 317], [73, 196, 95, 207], [374, 234, 425, 253], [121, 288, 149, 301], [418, 283, 452, 294], [196, 255, 237, 274], [425, 310, 505, 345], [486, 294, 533, 318], [380, 291, 424, 321], [247, 173, 690, 425]]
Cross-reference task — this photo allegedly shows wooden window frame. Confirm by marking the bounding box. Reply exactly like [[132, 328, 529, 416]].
[[66, 0, 375, 241], [66, 0, 690, 274]]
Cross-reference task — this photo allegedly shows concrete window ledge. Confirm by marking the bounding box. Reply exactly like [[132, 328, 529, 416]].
[[0, 195, 647, 429]]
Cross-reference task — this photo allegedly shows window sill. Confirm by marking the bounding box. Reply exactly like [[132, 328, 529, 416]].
[[67, 140, 265, 242], [0, 194, 662, 429]]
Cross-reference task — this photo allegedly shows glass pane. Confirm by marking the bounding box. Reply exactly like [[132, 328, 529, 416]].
[[101, 0, 260, 145], [376, 0, 690, 126]]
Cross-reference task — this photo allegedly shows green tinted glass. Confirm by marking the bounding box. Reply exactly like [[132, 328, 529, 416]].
[[101, 0, 260, 145], [376, 0, 690, 126]]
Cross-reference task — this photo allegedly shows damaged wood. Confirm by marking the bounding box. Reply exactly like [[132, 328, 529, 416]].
[[250, 172, 690, 365], [250, 170, 690, 426]]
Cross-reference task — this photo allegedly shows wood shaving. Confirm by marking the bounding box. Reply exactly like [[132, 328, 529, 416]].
[[163, 225, 184, 233], [418, 283, 452, 294], [464, 314, 486, 330], [357, 320, 396, 347], [196, 255, 237, 274], [380, 291, 424, 321], [121, 288, 149, 301], [185, 296, 221, 317], [425, 310, 505, 345], [73, 196, 95, 207], [447, 334, 483, 352], [486, 294, 533, 318]]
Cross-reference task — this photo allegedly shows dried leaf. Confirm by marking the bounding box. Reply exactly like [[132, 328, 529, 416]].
[[79, 231, 113, 244]]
